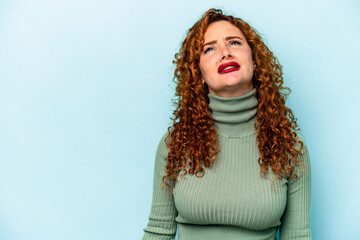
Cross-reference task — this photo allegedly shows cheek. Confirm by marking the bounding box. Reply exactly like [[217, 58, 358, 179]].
[[240, 48, 253, 61], [247, 50, 254, 63], [199, 58, 210, 77], [199, 60, 206, 83]]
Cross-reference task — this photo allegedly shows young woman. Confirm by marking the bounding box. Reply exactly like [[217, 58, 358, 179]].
[[142, 8, 311, 240]]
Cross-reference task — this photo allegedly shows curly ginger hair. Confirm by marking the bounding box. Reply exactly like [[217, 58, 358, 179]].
[[163, 8, 304, 189]]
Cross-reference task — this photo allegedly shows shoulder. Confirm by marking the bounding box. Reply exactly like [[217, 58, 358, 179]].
[[157, 128, 173, 147], [294, 132, 311, 175], [155, 129, 171, 159], [152, 130, 172, 175], [293, 132, 309, 155]]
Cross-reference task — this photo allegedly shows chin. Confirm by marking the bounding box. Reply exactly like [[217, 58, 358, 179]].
[[223, 80, 253, 91], [222, 78, 247, 87]]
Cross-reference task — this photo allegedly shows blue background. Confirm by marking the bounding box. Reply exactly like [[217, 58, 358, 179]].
[[1, 0, 359, 239]]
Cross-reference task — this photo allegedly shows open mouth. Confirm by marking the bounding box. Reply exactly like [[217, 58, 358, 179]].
[[218, 62, 240, 74]]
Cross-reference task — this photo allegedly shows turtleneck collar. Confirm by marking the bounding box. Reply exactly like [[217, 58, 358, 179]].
[[208, 88, 258, 137]]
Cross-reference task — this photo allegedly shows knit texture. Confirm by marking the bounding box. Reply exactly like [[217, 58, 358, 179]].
[[143, 89, 311, 240]]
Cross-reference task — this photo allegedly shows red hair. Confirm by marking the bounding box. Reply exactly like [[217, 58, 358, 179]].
[[163, 8, 304, 189]]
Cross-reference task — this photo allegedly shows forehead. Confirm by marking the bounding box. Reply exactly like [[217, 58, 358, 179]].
[[204, 20, 245, 40]]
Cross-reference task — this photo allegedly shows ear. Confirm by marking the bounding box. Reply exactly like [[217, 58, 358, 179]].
[[201, 75, 205, 84], [253, 61, 256, 70]]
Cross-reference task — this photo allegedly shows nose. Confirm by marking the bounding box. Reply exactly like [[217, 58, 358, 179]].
[[220, 45, 232, 60]]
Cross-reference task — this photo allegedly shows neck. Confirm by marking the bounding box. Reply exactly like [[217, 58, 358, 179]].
[[209, 84, 254, 98], [208, 88, 258, 137]]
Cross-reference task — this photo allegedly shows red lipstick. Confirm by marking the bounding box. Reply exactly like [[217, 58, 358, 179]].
[[218, 62, 240, 74]]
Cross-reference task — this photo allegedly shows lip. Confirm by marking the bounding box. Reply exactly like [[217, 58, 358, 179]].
[[218, 61, 240, 74]]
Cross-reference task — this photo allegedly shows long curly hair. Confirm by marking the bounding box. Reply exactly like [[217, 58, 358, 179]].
[[163, 8, 304, 189]]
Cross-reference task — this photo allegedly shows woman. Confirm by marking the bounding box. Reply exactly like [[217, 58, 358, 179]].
[[142, 8, 311, 240]]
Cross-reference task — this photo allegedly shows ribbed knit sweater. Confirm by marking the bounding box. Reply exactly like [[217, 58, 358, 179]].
[[142, 89, 311, 240]]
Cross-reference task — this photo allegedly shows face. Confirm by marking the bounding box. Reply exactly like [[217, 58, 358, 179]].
[[199, 20, 255, 97]]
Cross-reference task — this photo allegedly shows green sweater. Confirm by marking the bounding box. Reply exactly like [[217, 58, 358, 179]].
[[143, 89, 311, 240]]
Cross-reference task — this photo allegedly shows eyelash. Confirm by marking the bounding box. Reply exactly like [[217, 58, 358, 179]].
[[203, 41, 242, 54], [230, 40, 241, 46], [204, 47, 214, 54]]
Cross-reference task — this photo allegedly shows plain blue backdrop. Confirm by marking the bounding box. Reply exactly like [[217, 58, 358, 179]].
[[0, 0, 359, 239]]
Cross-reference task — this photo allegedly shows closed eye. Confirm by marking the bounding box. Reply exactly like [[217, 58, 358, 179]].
[[204, 47, 214, 54], [230, 40, 241, 46]]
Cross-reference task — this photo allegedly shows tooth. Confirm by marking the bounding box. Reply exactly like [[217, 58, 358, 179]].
[[223, 66, 235, 71]]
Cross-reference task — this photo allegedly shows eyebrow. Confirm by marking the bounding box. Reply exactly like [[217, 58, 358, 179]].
[[203, 36, 243, 48]]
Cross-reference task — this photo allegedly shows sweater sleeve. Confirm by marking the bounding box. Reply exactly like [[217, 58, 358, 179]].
[[142, 133, 178, 240], [279, 139, 312, 240]]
